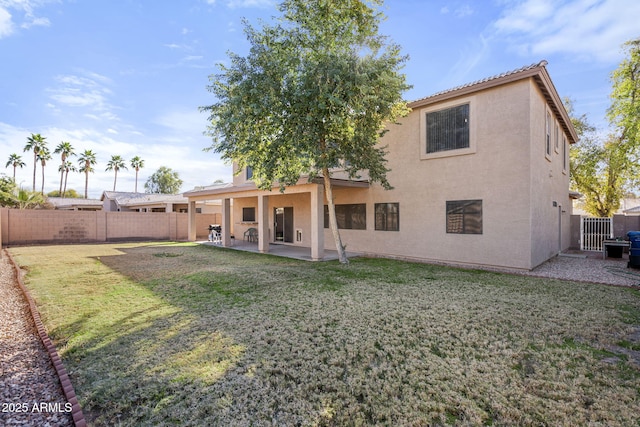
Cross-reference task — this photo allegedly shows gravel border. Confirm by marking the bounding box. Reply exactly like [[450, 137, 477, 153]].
[[0, 250, 86, 427], [519, 253, 640, 287]]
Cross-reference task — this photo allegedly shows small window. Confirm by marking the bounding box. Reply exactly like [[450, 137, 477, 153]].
[[324, 204, 366, 230], [562, 135, 567, 172], [554, 122, 559, 153], [446, 200, 482, 234], [375, 203, 399, 231], [196, 208, 202, 214], [242, 207, 256, 222], [246, 166, 253, 180], [426, 104, 470, 154], [545, 112, 552, 157]]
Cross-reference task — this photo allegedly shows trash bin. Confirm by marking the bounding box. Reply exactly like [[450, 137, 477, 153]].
[[627, 231, 640, 268]]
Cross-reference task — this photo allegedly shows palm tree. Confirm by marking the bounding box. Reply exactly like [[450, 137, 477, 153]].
[[5, 153, 26, 181], [105, 155, 128, 192], [23, 133, 47, 191], [78, 149, 97, 198], [58, 160, 77, 198], [54, 141, 75, 195], [36, 146, 51, 195], [129, 156, 144, 193]]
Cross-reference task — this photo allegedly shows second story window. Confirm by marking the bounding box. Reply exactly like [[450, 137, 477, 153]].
[[246, 166, 253, 180], [426, 104, 470, 154]]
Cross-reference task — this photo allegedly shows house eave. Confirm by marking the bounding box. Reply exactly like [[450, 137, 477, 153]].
[[408, 60, 579, 145]]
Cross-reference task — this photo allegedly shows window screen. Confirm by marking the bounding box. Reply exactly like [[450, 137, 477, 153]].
[[446, 200, 482, 234], [242, 207, 256, 222], [375, 203, 399, 231], [426, 104, 470, 153], [324, 204, 366, 230]]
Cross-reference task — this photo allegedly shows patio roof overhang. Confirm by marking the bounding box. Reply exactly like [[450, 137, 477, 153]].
[[184, 177, 369, 202]]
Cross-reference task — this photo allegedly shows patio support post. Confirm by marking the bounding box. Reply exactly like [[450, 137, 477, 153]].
[[222, 198, 231, 246], [258, 194, 269, 253], [311, 183, 324, 260], [188, 200, 196, 241]]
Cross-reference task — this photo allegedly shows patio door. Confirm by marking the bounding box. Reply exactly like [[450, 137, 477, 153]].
[[274, 207, 294, 243]]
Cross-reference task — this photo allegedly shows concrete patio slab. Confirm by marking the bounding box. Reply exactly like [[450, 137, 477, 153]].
[[198, 239, 362, 262]]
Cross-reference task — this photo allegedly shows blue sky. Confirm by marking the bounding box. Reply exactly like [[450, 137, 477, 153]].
[[0, 0, 638, 198]]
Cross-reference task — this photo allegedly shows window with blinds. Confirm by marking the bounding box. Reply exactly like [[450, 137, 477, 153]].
[[446, 200, 482, 234], [426, 104, 470, 154], [375, 203, 399, 231], [324, 204, 366, 230]]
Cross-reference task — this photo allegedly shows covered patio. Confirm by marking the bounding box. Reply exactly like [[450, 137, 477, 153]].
[[184, 177, 368, 261]]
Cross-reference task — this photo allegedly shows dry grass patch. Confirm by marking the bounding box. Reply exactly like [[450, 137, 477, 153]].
[[9, 242, 640, 426]]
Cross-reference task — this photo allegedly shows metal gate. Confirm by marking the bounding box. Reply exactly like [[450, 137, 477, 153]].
[[580, 217, 613, 251]]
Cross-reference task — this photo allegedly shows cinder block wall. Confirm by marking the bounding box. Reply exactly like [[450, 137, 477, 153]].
[[0, 208, 219, 245]]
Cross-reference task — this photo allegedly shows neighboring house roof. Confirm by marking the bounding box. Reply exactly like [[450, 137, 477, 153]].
[[101, 191, 188, 209], [624, 206, 640, 215], [47, 197, 103, 210], [409, 60, 578, 145]]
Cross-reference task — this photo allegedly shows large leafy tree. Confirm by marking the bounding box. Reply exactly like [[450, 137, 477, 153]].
[[78, 149, 97, 198], [23, 133, 47, 192], [54, 141, 75, 195], [5, 153, 25, 181], [106, 155, 128, 191], [608, 38, 640, 150], [130, 156, 145, 192], [569, 38, 640, 217], [201, 0, 410, 263], [144, 166, 183, 194]]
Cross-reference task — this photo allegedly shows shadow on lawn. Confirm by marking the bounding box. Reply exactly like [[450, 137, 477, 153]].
[[58, 301, 248, 426]]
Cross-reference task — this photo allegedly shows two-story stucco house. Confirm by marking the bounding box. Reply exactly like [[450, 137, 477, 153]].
[[185, 61, 578, 270]]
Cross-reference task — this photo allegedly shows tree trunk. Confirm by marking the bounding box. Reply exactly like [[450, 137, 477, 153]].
[[84, 171, 89, 199], [113, 170, 117, 191], [59, 154, 66, 195], [40, 165, 45, 195], [323, 167, 349, 264], [32, 153, 37, 192], [63, 170, 69, 198], [135, 169, 139, 192]]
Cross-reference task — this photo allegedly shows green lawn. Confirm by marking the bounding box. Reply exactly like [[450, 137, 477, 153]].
[[10, 242, 640, 426]]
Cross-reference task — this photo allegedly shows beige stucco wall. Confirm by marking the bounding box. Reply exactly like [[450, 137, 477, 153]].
[[319, 78, 571, 270], [198, 77, 573, 270]]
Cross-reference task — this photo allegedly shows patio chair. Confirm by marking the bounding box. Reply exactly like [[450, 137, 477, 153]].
[[244, 227, 258, 243]]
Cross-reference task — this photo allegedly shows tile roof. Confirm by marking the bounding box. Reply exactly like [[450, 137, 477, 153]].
[[411, 60, 548, 104]]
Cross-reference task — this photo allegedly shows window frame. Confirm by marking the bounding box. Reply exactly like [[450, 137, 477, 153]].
[[375, 203, 400, 231], [545, 111, 552, 159], [446, 200, 483, 235], [562, 134, 568, 174], [242, 207, 256, 222], [324, 204, 367, 230], [420, 97, 477, 160]]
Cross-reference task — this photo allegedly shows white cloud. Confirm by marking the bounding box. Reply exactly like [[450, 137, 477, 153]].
[[20, 14, 48, 29], [493, 0, 640, 63], [0, 0, 52, 37], [47, 72, 118, 120], [0, 104, 231, 197], [454, 5, 473, 18], [0, 7, 14, 38]]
